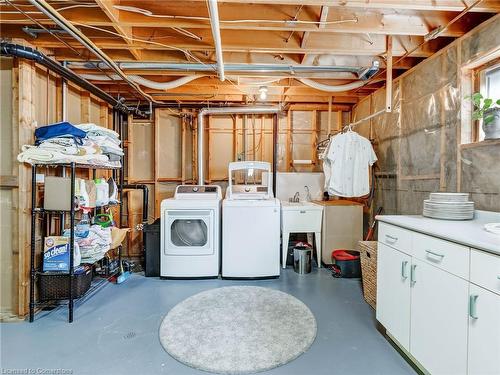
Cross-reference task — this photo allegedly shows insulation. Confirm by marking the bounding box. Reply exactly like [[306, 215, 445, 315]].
[[352, 18, 500, 215]]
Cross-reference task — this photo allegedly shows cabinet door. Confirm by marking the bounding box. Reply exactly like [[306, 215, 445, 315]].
[[410, 258, 468, 375], [376, 242, 411, 351], [468, 284, 500, 375]]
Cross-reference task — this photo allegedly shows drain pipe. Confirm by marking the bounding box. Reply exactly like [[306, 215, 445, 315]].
[[197, 106, 280, 187], [207, 0, 225, 81]]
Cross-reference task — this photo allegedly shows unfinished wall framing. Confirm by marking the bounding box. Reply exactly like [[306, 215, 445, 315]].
[[352, 14, 500, 216], [0, 55, 114, 319]]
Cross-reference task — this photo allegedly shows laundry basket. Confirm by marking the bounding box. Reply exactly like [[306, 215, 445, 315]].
[[358, 241, 377, 310]]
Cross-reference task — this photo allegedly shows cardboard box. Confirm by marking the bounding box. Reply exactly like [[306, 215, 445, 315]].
[[43, 236, 80, 272]]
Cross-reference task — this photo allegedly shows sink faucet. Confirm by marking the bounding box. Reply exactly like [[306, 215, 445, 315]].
[[304, 185, 312, 202], [290, 192, 300, 203]]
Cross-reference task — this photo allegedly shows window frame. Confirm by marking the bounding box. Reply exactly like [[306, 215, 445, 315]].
[[471, 57, 500, 142]]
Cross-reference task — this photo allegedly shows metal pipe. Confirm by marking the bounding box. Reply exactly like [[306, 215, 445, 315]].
[[197, 106, 280, 185], [0, 43, 147, 115], [207, 0, 225, 81], [68, 61, 366, 74], [62, 61, 68, 121], [120, 184, 149, 223]]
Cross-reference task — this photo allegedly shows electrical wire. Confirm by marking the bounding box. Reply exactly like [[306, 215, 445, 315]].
[[71, 23, 255, 100], [4, 0, 83, 57], [113, 5, 358, 26], [71, 22, 211, 68]]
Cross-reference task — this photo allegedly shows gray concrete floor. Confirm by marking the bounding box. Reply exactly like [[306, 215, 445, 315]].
[[1, 268, 415, 375]]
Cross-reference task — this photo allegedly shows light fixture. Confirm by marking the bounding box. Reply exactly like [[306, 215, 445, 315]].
[[258, 86, 268, 100]]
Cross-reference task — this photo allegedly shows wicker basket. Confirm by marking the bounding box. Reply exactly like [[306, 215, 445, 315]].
[[39, 268, 92, 301], [358, 241, 377, 310]]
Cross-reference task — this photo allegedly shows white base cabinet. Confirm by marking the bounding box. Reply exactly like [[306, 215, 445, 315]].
[[410, 258, 468, 375], [376, 243, 411, 351], [377, 222, 500, 375], [468, 284, 500, 375]]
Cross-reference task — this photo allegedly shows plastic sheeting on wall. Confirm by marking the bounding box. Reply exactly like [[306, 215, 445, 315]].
[[352, 18, 500, 214]]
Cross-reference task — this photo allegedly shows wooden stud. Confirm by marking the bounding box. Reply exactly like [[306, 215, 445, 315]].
[[386, 35, 393, 113], [181, 115, 186, 184], [336, 111, 343, 131], [327, 96, 332, 134], [286, 110, 292, 171], [311, 110, 318, 169]]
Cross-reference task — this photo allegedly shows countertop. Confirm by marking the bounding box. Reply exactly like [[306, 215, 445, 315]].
[[377, 211, 500, 256]]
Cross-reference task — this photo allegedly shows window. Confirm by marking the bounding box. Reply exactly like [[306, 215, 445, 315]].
[[472, 59, 500, 142], [481, 65, 500, 99]]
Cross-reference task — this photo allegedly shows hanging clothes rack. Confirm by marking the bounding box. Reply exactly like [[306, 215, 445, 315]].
[[316, 108, 387, 151]]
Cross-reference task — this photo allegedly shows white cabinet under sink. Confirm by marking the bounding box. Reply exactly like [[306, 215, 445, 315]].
[[376, 219, 500, 375]]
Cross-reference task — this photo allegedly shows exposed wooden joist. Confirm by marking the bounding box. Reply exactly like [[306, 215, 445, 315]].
[[94, 0, 141, 60], [185, 0, 500, 13], [3, 26, 445, 58], [301, 5, 328, 49], [0, 4, 481, 37]]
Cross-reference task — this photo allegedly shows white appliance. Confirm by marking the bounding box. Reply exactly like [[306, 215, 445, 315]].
[[222, 161, 281, 279], [160, 185, 221, 278]]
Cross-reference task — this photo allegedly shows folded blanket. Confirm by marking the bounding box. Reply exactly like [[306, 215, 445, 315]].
[[75, 123, 120, 143], [18, 145, 109, 165]]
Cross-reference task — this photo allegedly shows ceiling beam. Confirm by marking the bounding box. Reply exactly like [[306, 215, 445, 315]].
[[301, 5, 328, 49], [4, 26, 444, 57], [0, 5, 481, 37], [93, 0, 141, 60], [183, 0, 500, 12]]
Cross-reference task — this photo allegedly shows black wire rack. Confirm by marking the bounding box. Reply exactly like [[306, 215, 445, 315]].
[[29, 162, 123, 323]]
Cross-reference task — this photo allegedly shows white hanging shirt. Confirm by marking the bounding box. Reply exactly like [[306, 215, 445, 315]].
[[324, 131, 377, 197]]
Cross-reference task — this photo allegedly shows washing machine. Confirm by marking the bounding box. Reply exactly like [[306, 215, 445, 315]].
[[160, 185, 221, 278], [222, 161, 281, 279]]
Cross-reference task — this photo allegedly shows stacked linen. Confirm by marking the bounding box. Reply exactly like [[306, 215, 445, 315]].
[[18, 138, 108, 165], [66, 225, 112, 264], [17, 121, 122, 167], [75, 123, 123, 162]]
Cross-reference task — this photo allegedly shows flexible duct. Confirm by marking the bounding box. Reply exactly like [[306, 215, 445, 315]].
[[197, 106, 280, 185], [298, 78, 366, 92], [207, 0, 225, 82], [79, 73, 205, 90], [0, 42, 147, 116]]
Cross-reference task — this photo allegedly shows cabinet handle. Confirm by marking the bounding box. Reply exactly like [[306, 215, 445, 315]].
[[497, 276, 500, 280], [300, 210, 306, 214], [385, 234, 398, 243], [401, 261, 409, 279], [425, 249, 445, 259], [410, 264, 417, 285], [469, 294, 479, 319]]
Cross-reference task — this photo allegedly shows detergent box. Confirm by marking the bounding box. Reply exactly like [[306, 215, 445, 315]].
[[43, 236, 80, 272]]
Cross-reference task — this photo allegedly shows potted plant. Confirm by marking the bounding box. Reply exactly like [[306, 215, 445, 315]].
[[469, 92, 500, 140]]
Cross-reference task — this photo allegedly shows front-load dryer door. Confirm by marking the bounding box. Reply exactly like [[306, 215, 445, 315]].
[[165, 209, 214, 255]]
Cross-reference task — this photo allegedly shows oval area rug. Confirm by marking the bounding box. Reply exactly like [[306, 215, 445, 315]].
[[159, 286, 317, 374]]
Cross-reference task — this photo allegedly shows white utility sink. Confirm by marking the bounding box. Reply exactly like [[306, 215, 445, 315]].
[[280, 200, 324, 268]]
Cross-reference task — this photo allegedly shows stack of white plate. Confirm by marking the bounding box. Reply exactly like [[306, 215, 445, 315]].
[[423, 193, 474, 220]]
